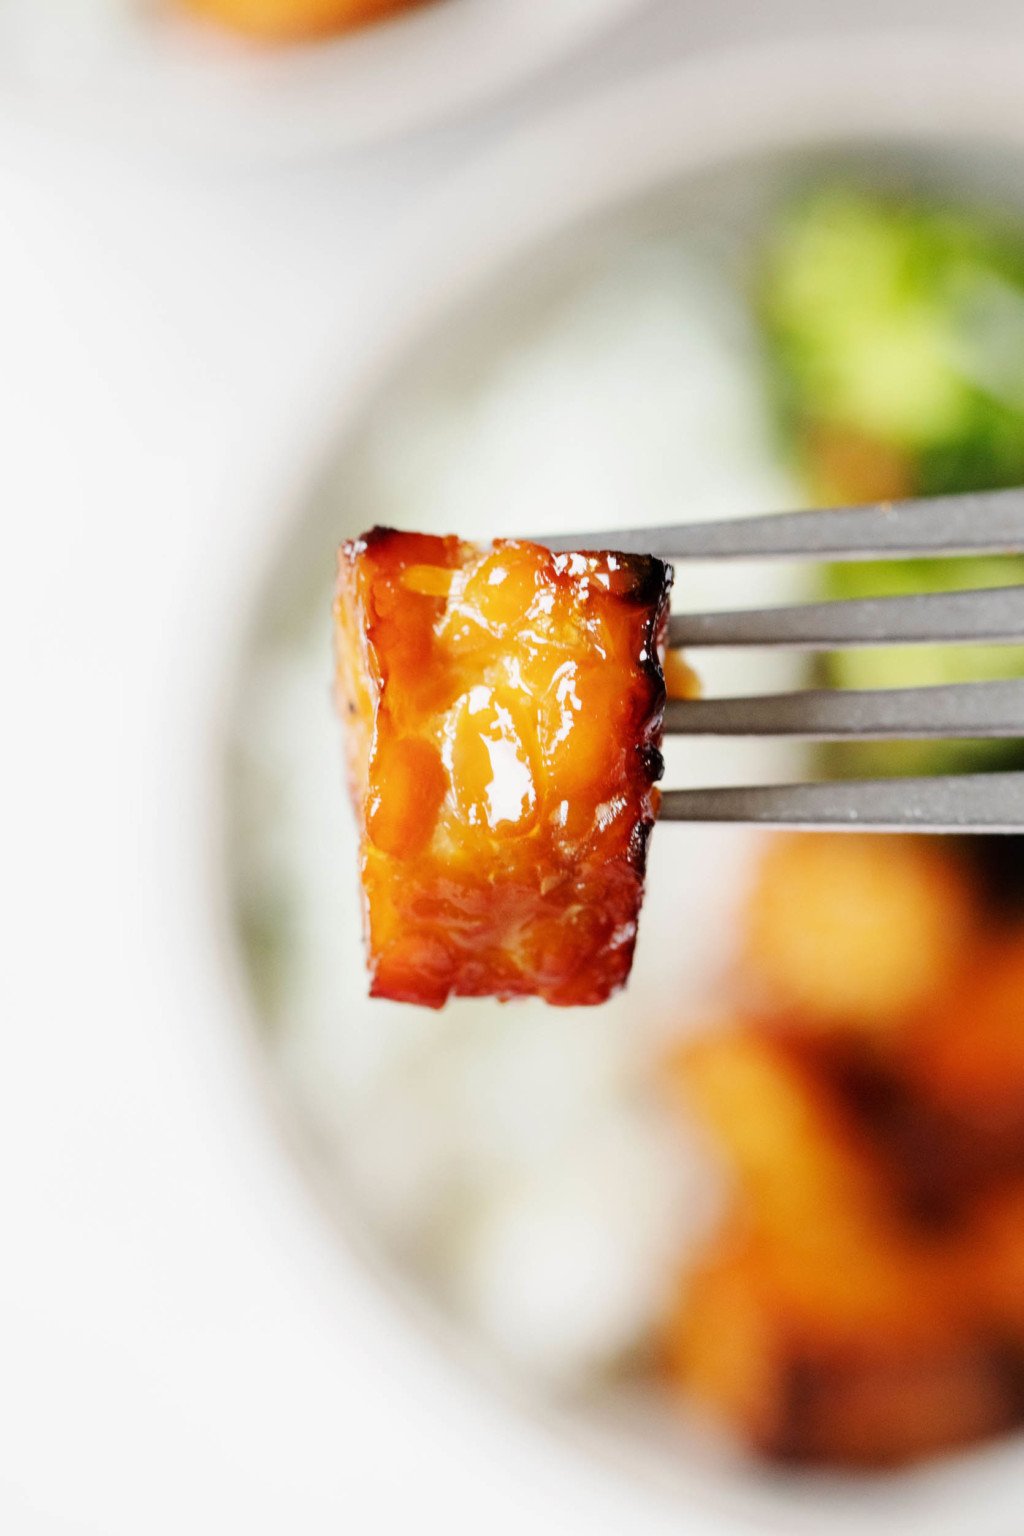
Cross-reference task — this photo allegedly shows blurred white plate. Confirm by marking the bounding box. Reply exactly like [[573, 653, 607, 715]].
[[0, 0, 647, 160], [214, 30, 1024, 1536]]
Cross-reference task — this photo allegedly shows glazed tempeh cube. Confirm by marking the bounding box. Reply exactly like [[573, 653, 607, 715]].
[[335, 529, 672, 1008]]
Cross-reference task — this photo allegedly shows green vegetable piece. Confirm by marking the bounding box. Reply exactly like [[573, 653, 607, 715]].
[[759, 187, 1024, 777], [760, 188, 1024, 500]]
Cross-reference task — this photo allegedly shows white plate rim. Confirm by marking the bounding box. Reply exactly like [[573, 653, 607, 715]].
[[0, 0, 649, 161]]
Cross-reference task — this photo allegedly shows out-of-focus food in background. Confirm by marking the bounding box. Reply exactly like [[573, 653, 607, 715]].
[[662, 835, 1024, 1467], [657, 187, 1024, 1469], [182, 0, 429, 42], [760, 189, 1024, 506], [742, 834, 980, 1032], [762, 189, 1024, 775]]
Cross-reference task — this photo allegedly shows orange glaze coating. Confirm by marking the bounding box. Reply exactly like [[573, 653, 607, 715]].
[[335, 529, 673, 1008], [182, 0, 426, 43]]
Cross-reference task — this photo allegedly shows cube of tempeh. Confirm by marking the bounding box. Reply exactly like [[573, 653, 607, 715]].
[[335, 529, 672, 1008]]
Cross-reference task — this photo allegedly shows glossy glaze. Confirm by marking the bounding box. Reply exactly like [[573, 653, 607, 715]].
[[335, 529, 672, 1007]]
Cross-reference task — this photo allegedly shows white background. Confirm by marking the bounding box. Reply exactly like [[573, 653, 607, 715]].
[[4, 3, 1024, 1533]]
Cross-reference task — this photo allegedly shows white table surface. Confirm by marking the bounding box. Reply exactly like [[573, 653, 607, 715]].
[[4, 4, 1024, 1533]]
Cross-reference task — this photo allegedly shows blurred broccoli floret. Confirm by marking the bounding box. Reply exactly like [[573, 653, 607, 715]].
[[759, 188, 1024, 776], [761, 187, 1024, 501]]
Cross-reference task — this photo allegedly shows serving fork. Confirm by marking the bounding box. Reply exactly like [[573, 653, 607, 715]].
[[541, 487, 1024, 833]]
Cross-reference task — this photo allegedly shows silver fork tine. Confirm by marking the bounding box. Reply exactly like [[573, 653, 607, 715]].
[[539, 485, 1024, 560], [663, 678, 1024, 740], [658, 774, 1024, 832], [546, 491, 1024, 831], [668, 585, 1024, 650]]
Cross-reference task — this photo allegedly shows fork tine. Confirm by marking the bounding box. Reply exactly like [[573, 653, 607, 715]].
[[658, 773, 1024, 832], [668, 585, 1024, 650], [539, 489, 1024, 829], [538, 486, 1024, 561], [663, 678, 1024, 740]]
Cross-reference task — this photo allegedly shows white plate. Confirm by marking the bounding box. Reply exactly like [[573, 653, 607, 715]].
[[0, 0, 647, 160], [213, 31, 1024, 1536]]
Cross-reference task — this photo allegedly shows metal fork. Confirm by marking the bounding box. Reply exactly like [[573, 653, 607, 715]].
[[541, 487, 1024, 833]]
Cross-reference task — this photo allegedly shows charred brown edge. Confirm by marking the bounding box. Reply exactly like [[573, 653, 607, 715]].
[[348, 525, 402, 556], [627, 556, 673, 877]]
